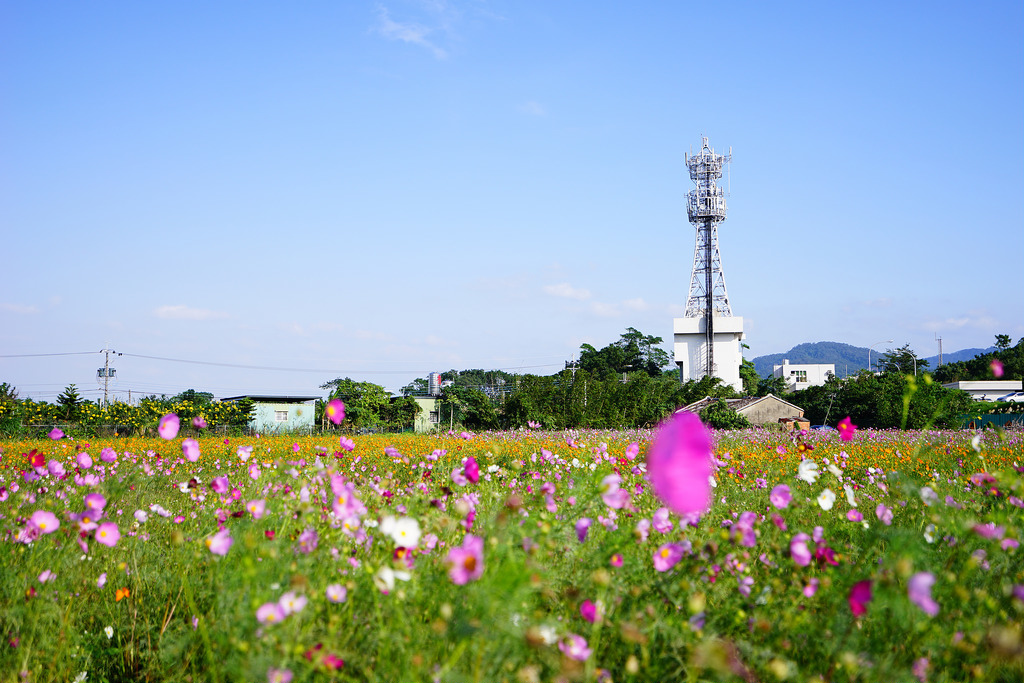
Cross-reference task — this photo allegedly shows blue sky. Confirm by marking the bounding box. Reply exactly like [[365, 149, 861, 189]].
[[2, 1, 1022, 402]]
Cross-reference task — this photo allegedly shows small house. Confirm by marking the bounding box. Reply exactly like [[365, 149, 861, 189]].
[[682, 394, 805, 426], [220, 395, 320, 434]]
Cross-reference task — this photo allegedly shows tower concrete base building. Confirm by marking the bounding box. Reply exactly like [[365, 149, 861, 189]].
[[674, 137, 745, 393]]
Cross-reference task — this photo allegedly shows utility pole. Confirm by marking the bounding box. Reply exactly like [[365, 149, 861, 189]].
[[98, 346, 121, 406]]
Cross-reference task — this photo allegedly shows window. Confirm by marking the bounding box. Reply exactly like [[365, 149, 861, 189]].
[[429, 411, 439, 424], [794, 371, 807, 383], [274, 410, 288, 422]]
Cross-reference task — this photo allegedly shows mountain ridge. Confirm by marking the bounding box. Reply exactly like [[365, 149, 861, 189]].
[[750, 342, 995, 378]]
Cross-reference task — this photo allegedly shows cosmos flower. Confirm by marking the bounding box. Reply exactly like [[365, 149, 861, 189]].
[[790, 533, 812, 567], [96, 522, 121, 548], [837, 416, 857, 442], [908, 572, 939, 616], [558, 634, 592, 662], [769, 484, 791, 509], [575, 518, 592, 543], [182, 439, 200, 462], [246, 500, 266, 519], [652, 543, 684, 572], [848, 580, 872, 616], [256, 601, 286, 624], [817, 488, 836, 511], [445, 534, 484, 585], [797, 459, 820, 484], [325, 399, 345, 425], [990, 359, 1004, 378], [326, 584, 347, 603], [646, 411, 713, 516], [158, 413, 180, 440], [30, 510, 60, 534], [206, 528, 233, 556], [381, 516, 421, 549]]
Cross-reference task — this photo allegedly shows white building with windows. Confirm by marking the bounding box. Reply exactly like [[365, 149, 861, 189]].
[[941, 381, 1023, 402], [772, 360, 835, 393], [674, 315, 745, 393], [221, 395, 319, 433]]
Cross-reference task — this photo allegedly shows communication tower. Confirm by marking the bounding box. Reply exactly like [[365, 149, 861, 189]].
[[674, 137, 745, 391]]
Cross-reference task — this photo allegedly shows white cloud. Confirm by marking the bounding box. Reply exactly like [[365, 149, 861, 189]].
[[375, 5, 447, 59], [518, 101, 546, 116], [0, 303, 38, 314], [589, 302, 620, 317], [154, 305, 228, 321], [921, 310, 999, 332], [544, 282, 591, 300], [623, 297, 649, 311]]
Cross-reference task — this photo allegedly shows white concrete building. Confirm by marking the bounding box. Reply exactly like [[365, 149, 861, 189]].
[[673, 315, 745, 393], [941, 381, 1023, 402], [773, 359, 836, 393]]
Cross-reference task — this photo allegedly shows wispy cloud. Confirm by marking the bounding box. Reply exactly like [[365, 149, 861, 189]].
[[921, 311, 999, 331], [0, 303, 38, 314], [518, 101, 546, 116], [589, 302, 620, 317], [154, 305, 228, 321], [623, 297, 649, 311], [375, 5, 448, 59], [544, 282, 591, 300]]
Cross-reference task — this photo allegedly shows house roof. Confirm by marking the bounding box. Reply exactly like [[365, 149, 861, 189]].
[[220, 395, 321, 403], [680, 393, 804, 415]]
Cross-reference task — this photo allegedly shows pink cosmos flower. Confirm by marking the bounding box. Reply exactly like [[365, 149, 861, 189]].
[[908, 572, 939, 616], [30, 510, 60, 534], [182, 439, 200, 462], [49, 428, 64, 440], [38, 569, 55, 583], [652, 543, 684, 572], [610, 553, 623, 568], [211, 476, 229, 494], [247, 500, 266, 519], [846, 509, 863, 522], [625, 442, 640, 460], [158, 413, 180, 440], [875, 504, 893, 526], [267, 668, 293, 683], [790, 532, 812, 567], [77, 452, 93, 469], [445, 534, 484, 585], [99, 447, 118, 463], [769, 484, 791, 509], [338, 437, 355, 452], [803, 577, 819, 598], [652, 507, 673, 534], [647, 411, 712, 516], [279, 591, 307, 615], [848, 580, 873, 616], [95, 522, 120, 548], [84, 492, 107, 511], [837, 416, 857, 442], [296, 528, 318, 554], [206, 528, 233, 556], [97, 572, 107, 589], [913, 658, 930, 683], [600, 474, 630, 509], [558, 634, 592, 661], [192, 415, 207, 429], [990, 359, 1004, 378], [326, 584, 347, 603], [46, 459, 65, 477], [325, 399, 345, 425], [464, 457, 480, 484], [580, 600, 600, 623], [256, 601, 286, 624]]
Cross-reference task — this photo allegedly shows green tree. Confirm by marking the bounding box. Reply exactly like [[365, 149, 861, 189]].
[[739, 358, 759, 396], [878, 344, 930, 375], [320, 378, 391, 428], [578, 328, 671, 379], [400, 378, 430, 396], [756, 375, 790, 397], [699, 399, 750, 430], [56, 384, 83, 422], [995, 334, 1012, 350]]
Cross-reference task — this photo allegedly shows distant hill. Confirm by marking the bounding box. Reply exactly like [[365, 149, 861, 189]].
[[751, 342, 995, 378]]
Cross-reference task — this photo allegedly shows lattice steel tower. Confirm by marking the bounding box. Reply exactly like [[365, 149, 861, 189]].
[[684, 136, 732, 376]]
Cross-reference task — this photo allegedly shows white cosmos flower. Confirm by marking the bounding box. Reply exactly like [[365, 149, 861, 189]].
[[373, 566, 411, 592], [924, 524, 936, 543], [708, 475, 718, 489], [797, 460, 820, 484], [843, 484, 857, 507], [380, 516, 421, 548], [827, 464, 844, 480], [817, 488, 836, 511], [104, 626, 113, 640], [971, 433, 982, 452]]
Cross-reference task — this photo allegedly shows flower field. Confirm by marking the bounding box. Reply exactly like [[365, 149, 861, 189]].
[[1, 421, 1022, 682]]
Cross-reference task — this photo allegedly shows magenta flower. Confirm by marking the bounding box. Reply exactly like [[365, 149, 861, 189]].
[[279, 591, 307, 615], [610, 553, 624, 568], [990, 359, 1004, 378], [848, 580, 873, 616], [600, 474, 630, 509], [652, 507, 673, 534], [97, 572, 107, 589], [182, 439, 200, 462], [48, 427, 64, 440], [769, 484, 791, 509], [445, 534, 484, 585], [77, 452, 93, 469], [325, 399, 345, 425], [647, 411, 712, 516], [30, 510, 60, 534], [625, 442, 639, 460], [803, 577, 819, 598], [326, 584, 347, 603], [558, 634, 592, 662], [84, 492, 107, 511], [580, 600, 600, 623], [256, 601, 287, 624], [908, 572, 939, 616], [99, 447, 118, 463], [464, 457, 480, 484], [790, 532, 812, 567], [95, 522, 120, 548], [192, 415, 207, 429], [296, 528, 318, 554], [211, 476, 229, 494], [846, 509, 863, 522], [652, 543, 684, 572], [575, 518, 592, 543], [158, 413, 180, 440], [206, 528, 233, 556], [38, 569, 56, 583], [338, 437, 355, 452], [837, 416, 857, 442]]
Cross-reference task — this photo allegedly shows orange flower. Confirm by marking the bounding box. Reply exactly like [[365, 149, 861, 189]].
[[115, 588, 130, 602]]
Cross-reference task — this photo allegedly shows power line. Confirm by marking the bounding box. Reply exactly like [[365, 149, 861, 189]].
[[0, 351, 101, 358]]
